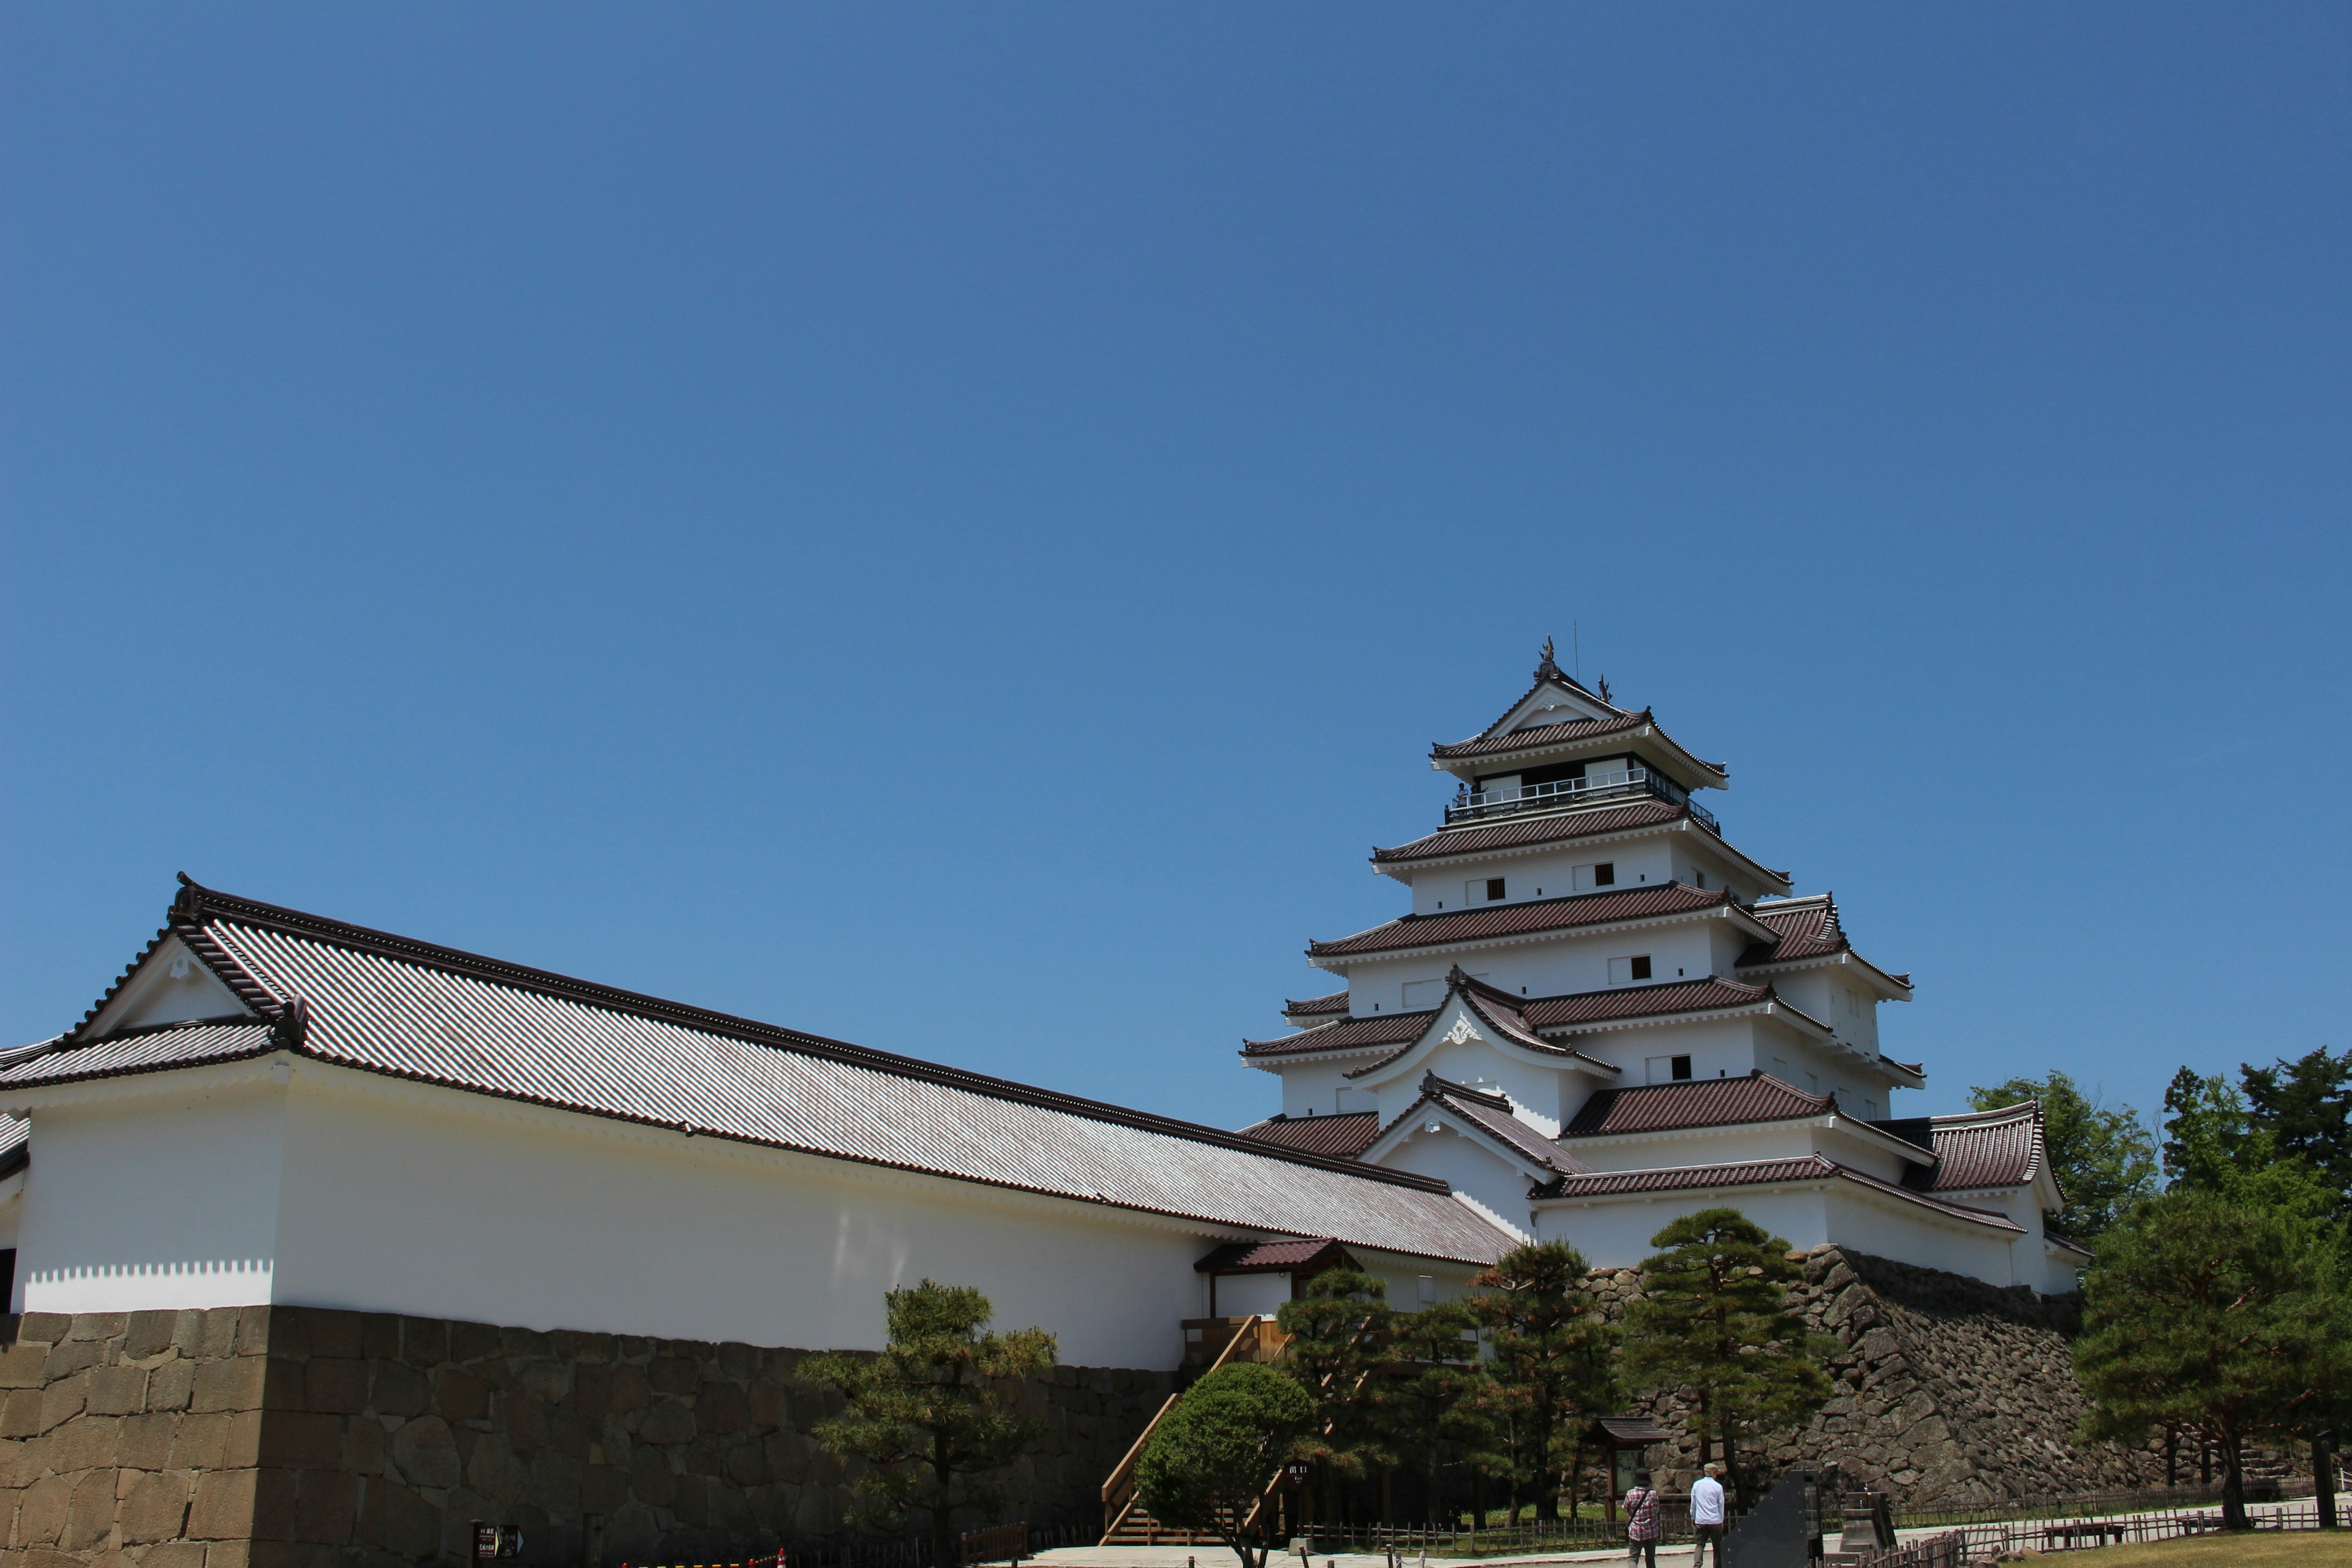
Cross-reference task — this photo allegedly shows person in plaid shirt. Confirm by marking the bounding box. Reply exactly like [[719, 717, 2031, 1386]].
[[1623, 1468, 1663, 1567]]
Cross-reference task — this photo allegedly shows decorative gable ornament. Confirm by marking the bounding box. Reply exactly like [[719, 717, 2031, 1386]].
[[1444, 1016, 1480, 1046]]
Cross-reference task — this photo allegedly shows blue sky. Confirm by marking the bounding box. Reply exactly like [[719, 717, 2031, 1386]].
[[4, 6, 2346, 1138]]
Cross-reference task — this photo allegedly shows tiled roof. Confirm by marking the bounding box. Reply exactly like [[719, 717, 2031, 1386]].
[[1918, 1102, 2045, 1192], [4, 880, 1513, 1267], [0, 1022, 282, 1088], [1340, 974, 1622, 1080], [1562, 1072, 1833, 1137], [1195, 1237, 1353, 1273], [1387, 1074, 1590, 1175], [1237, 1112, 1382, 1158], [1371, 800, 1687, 865], [1738, 895, 1911, 990], [1521, 976, 1784, 1032], [1309, 882, 1736, 960], [1242, 1011, 1433, 1058], [1531, 1154, 2024, 1234], [0, 1115, 24, 1180], [1431, 712, 1648, 760], [1283, 991, 1349, 1019]]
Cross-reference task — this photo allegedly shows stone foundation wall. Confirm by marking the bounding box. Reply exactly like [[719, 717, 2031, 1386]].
[[0, 1308, 1172, 1568], [1581, 1245, 2165, 1507]]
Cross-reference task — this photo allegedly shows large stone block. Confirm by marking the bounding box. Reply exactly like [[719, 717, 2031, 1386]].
[[0, 1347, 52, 1391], [118, 1470, 195, 1545], [432, 1371, 488, 1424], [1, 1390, 44, 1439], [15, 1471, 76, 1546], [86, 1366, 149, 1418], [388, 1417, 460, 1491], [188, 1469, 262, 1542], [121, 1314, 182, 1364], [146, 1360, 198, 1414], [258, 1412, 344, 1471], [15, 1314, 72, 1348], [301, 1362, 368, 1417], [367, 1363, 428, 1420], [190, 1360, 266, 1415], [50, 1414, 124, 1474], [115, 1411, 178, 1472], [66, 1315, 129, 1345], [291, 1469, 357, 1545], [355, 1477, 440, 1559], [61, 1471, 119, 1552]]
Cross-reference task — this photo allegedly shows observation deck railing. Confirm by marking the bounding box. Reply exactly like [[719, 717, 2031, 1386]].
[[1445, 764, 1719, 832]]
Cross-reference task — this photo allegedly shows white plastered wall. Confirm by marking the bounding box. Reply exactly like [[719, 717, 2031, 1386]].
[[1535, 1188, 1833, 1267], [10, 1071, 288, 1313], [7, 1058, 1314, 1369]]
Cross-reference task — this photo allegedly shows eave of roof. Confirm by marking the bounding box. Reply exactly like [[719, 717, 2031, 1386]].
[[1236, 1111, 1383, 1158], [1430, 707, 1728, 790], [1531, 1153, 2023, 1234], [1366, 1073, 1591, 1177], [1308, 881, 1766, 965]]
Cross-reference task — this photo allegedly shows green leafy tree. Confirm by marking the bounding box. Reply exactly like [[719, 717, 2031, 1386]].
[[1136, 1363, 1316, 1568], [2074, 1188, 2348, 1530], [1385, 1300, 1497, 1525], [1276, 1269, 1396, 1528], [1967, 1071, 2157, 1241], [801, 1280, 1057, 1566], [1464, 1241, 1616, 1521], [2162, 1068, 2255, 1192], [2241, 1047, 2352, 1208], [1623, 1208, 1835, 1490], [2163, 1068, 2345, 1227]]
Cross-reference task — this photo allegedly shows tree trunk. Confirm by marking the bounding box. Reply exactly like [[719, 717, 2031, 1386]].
[[932, 1427, 957, 1568], [2221, 1422, 2248, 1532]]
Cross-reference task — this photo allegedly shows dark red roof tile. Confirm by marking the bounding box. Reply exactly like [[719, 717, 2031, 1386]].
[[1914, 1103, 2044, 1191], [1562, 1072, 1833, 1137], [1309, 882, 1735, 960], [1196, 1237, 1354, 1273], [1283, 990, 1349, 1019], [1242, 1011, 1433, 1057], [1372, 800, 1687, 865], [1237, 1112, 1382, 1158], [1431, 712, 1648, 760], [1521, 976, 1779, 1031], [1531, 1154, 2024, 1234], [1390, 1074, 1591, 1175]]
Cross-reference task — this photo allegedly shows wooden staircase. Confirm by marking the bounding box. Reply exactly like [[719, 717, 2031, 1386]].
[[1099, 1317, 1289, 1545]]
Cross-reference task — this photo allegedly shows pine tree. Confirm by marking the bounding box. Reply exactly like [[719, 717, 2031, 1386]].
[[1621, 1208, 1834, 1491], [1276, 1268, 1397, 1530], [1137, 1363, 1316, 1568], [1385, 1299, 1497, 1525], [2075, 1188, 2347, 1531], [801, 1280, 1057, 1566], [1463, 1241, 1616, 1521]]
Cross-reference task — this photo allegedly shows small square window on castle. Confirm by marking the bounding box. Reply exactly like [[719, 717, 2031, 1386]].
[[1608, 954, 1652, 984], [1486, 877, 1506, 901]]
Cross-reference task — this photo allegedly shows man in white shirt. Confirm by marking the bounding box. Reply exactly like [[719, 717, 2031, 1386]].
[[1689, 1462, 1728, 1567]]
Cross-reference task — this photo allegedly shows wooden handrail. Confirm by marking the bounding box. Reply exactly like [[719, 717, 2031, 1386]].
[[1101, 1316, 1273, 1541]]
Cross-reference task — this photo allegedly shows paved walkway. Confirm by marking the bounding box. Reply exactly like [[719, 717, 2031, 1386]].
[[1031, 1547, 1690, 1568]]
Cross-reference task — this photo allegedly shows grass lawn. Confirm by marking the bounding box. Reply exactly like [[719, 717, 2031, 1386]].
[[2064, 1532, 2352, 1566]]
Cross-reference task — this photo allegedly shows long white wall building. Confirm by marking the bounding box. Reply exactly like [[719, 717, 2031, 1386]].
[[0, 651, 2081, 1379]]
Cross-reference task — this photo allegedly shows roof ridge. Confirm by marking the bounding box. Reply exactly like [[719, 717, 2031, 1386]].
[[1420, 1070, 1515, 1112], [170, 878, 1455, 1195]]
